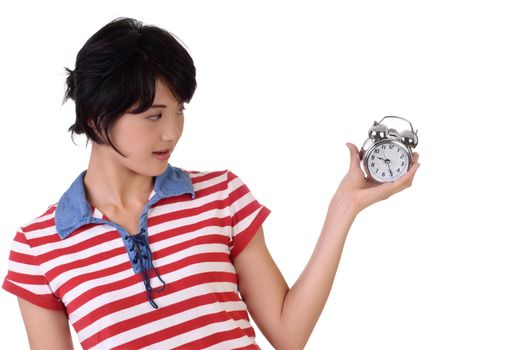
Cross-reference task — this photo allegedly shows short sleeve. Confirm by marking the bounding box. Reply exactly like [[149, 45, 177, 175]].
[[2, 228, 64, 310], [226, 170, 271, 260]]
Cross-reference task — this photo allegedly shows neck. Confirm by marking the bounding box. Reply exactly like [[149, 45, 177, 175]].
[[83, 144, 154, 210]]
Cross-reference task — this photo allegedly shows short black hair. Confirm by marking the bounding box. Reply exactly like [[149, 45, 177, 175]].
[[63, 17, 197, 156]]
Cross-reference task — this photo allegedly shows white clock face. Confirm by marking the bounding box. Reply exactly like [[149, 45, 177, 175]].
[[367, 142, 410, 182]]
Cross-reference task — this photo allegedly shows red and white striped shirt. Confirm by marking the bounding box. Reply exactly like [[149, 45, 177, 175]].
[[3, 165, 271, 349]]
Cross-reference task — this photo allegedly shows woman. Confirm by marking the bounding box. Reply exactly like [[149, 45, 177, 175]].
[[2, 17, 420, 349]]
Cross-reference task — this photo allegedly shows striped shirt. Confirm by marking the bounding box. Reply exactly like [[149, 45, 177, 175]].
[[2, 165, 271, 349]]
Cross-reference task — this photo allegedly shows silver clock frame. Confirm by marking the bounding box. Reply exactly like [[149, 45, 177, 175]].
[[360, 116, 418, 183], [362, 139, 412, 183]]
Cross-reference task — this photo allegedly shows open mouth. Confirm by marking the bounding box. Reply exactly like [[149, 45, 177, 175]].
[[153, 148, 172, 160]]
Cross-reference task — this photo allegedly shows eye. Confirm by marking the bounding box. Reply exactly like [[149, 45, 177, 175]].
[[176, 105, 186, 115], [146, 113, 162, 121]]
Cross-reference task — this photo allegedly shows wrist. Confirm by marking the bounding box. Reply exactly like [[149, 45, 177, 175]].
[[328, 190, 360, 223]]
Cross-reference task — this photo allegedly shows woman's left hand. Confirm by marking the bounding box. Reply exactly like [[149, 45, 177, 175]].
[[332, 142, 420, 214]]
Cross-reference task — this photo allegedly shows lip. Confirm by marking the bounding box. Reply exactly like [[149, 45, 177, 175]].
[[152, 148, 173, 160]]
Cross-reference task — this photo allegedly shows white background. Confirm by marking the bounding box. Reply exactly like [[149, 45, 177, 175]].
[[0, 1, 522, 349]]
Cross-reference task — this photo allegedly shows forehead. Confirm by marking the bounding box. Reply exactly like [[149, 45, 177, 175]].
[[128, 78, 181, 112], [154, 79, 181, 105]]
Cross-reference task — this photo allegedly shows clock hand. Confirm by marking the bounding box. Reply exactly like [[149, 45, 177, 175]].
[[382, 149, 390, 162], [381, 148, 394, 177], [387, 162, 393, 177]]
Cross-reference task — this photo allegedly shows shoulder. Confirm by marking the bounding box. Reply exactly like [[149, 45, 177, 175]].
[[178, 166, 233, 178], [176, 166, 239, 188], [19, 204, 58, 231], [175, 167, 253, 204], [11, 203, 59, 248]]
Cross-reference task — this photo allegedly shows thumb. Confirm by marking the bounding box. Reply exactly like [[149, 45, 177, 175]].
[[346, 142, 361, 170]]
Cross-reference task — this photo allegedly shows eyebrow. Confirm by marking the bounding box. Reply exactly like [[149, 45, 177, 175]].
[[151, 104, 167, 108]]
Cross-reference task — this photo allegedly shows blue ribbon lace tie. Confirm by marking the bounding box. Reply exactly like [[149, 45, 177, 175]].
[[125, 229, 166, 309]]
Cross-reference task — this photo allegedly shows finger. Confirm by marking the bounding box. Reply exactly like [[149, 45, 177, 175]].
[[346, 142, 362, 172], [412, 152, 420, 163], [363, 162, 420, 207], [394, 162, 420, 191]]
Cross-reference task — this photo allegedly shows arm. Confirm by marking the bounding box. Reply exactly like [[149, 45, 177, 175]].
[[18, 297, 74, 350], [234, 143, 420, 349]]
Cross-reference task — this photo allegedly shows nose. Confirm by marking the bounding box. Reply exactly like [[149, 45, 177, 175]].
[[161, 113, 183, 141]]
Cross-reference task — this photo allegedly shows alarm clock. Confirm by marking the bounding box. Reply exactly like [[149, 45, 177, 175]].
[[360, 116, 418, 183]]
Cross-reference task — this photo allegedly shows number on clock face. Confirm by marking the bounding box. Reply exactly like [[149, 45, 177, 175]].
[[368, 142, 410, 182]]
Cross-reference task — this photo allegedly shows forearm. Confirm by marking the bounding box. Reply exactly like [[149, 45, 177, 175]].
[[279, 193, 358, 349]]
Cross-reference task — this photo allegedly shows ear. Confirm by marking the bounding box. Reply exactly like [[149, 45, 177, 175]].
[[87, 116, 106, 142], [87, 116, 97, 129]]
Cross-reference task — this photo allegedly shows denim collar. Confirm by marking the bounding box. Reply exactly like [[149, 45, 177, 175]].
[[55, 164, 195, 239]]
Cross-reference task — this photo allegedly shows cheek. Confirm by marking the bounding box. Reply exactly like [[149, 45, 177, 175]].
[[179, 117, 184, 133], [111, 121, 153, 148]]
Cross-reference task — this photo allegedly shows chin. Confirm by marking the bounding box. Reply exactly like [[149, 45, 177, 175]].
[[149, 163, 170, 176], [128, 161, 169, 178]]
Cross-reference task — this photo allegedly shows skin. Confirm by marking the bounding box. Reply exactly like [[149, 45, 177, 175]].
[[18, 78, 420, 349]]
